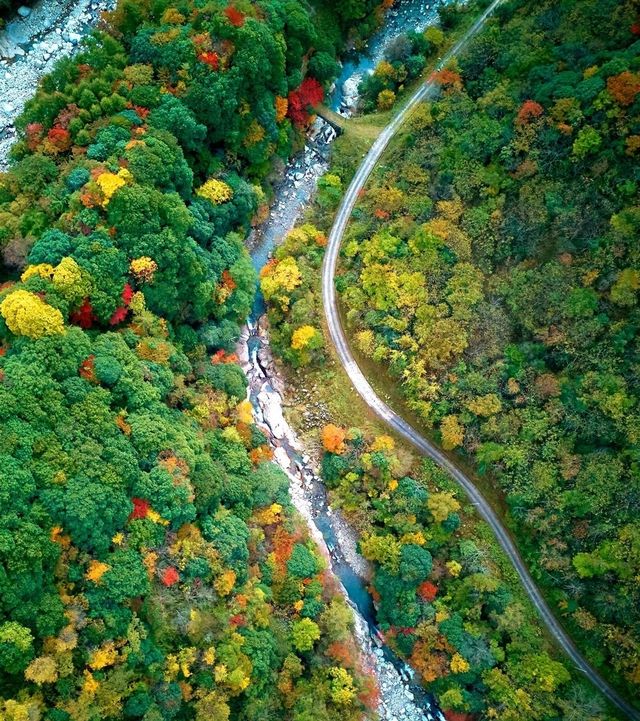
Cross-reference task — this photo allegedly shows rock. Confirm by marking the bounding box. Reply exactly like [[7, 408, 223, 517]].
[[257, 314, 269, 335], [1, 102, 14, 114], [6, 43, 25, 58], [257, 390, 288, 440], [235, 341, 249, 367], [17, 6, 31, 17], [273, 446, 291, 470]]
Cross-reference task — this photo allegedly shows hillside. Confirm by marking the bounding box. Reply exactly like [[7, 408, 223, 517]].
[[336, 0, 640, 705]]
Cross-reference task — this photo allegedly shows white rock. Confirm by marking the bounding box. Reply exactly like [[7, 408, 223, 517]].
[[17, 6, 31, 18], [257, 390, 288, 439], [273, 446, 291, 470], [342, 76, 359, 100]]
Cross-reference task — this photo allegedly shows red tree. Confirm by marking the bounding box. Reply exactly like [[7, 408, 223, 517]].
[[221, 269, 236, 292], [326, 641, 355, 666], [130, 497, 150, 520], [225, 6, 245, 27], [47, 127, 72, 151], [70, 299, 96, 329], [79, 355, 96, 382], [25, 123, 44, 151], [516, 99, 544, 125], [54, 104, 80, 130], [430, 69, 463, 90], [287, 78, 324, 127], [199, 51, 220, 70], [211, 349, 239, 364], [161, 567, 180, 587], [121, 283, 134, 305], [417, 581, 438, 602], [109, 306, 128, 326]]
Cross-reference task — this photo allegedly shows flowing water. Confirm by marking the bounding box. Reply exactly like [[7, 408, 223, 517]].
[[238, 2, 449, 718]]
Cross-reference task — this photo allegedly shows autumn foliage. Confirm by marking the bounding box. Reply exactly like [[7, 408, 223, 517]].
[[607, 71, 640, 106], [161, 567, 180, 587], [0, 0, 378, 718], [417, 581, 438, 602], [287, 77, 324, 126], [430, 69, 462, 90], [224, 6, 245, 27], [70, 299, 96, 328], [47, 126, 72, 152], [130, 498, 150, 520], [199, 51, 220, 69], [516, 99, 544, 125], [322, 424, 347, 454]]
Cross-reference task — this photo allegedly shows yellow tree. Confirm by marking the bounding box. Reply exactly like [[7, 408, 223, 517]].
[[1, 290, 65, 338], [440, 415, 464, 450], [196, 178, 233, 205], [260, 257, 302, 311], [291, 325, 318, 350], [428, 492, 461, 523], [467, 393, 502, 417], [24, 655, 58, 685]]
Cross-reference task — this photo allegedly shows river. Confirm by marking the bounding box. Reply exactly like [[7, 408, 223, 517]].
[[2, 0, 448, 717], [237, 2, 448, 719]]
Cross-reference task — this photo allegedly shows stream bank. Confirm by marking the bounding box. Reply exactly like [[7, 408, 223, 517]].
[[237, 318, 441, 721], [0, 0, 117, 169]]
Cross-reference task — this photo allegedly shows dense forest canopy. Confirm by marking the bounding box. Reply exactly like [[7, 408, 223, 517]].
[[0, 0, 390, 719], [336, 0, 640, 708], [2, 0, 640, 718]]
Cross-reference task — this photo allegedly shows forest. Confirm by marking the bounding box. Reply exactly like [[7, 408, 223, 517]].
[[262, 0, 640, 717], [0, 0, 390, 719], [2, 0, 639, 718], [320, 426, 597, 720]]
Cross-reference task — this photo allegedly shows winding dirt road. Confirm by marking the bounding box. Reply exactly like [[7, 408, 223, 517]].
[[321, 1, 640, 718]]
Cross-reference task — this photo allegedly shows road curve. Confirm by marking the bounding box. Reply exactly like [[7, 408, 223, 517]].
[[321, 2, 640, 718]]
